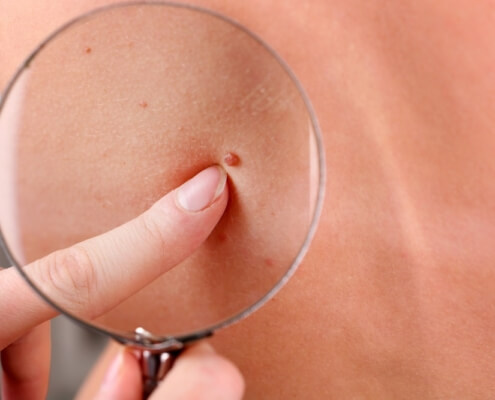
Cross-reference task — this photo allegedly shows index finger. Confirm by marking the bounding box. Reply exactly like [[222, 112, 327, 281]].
[[0, 166, 228, 348]]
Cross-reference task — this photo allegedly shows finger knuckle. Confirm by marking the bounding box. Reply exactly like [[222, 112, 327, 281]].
[[37, 246, 97, 314]]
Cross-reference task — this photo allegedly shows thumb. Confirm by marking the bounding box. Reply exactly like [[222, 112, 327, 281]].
[[94, 348, 142, 400], [0, 166, 228, 346], [151, 343, 245, 400]]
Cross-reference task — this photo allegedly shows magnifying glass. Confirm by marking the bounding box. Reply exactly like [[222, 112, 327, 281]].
[[0, 2, 325, 397]]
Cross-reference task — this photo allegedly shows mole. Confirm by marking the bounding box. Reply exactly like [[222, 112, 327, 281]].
[[84, 46, 92, 54], [139, 101, 148, 108], [224, 152, 240, 166]]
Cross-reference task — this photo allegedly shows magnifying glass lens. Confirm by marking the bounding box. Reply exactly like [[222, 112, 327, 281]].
[[0, 4, 323, 340]]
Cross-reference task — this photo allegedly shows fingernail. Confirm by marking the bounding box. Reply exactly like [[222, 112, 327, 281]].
[[101, 349, 124, 389], [197, 342, 216, 354], [175, 166, 227, 212]]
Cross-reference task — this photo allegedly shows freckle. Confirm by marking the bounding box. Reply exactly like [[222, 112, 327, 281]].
[[84, 46, 92, 54], [224, 152, 240, 166], [139, 101, 148, 108]]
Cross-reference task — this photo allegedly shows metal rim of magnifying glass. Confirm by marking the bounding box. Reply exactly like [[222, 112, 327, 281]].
[[0, 0, 326, 352]]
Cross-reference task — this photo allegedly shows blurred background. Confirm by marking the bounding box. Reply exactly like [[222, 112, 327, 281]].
[[0, 251, 107, 399]]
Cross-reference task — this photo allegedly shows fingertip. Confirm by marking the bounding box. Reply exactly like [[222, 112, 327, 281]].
[[154, 342, 245, 400], [95, 347, 142, 400], [174, 165, 228, 213], [207, 354, 245, 399], [182, 341, 216, 355]]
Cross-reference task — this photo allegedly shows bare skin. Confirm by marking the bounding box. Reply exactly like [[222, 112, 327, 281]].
[[2, 0, 495, 399]]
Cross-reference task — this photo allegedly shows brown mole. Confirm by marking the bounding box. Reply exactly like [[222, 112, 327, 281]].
[[224, 152, 240, 166], [84, 46, 92, 54]]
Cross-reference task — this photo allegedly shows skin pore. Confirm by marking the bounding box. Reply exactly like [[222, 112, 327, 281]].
[[2, 1, 495, 399]]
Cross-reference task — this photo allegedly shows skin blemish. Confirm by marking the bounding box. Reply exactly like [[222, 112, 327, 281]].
[[264, 258, 274, 267], [139, 101, 148, 108], [224, 152, 240, 166], [217, 232, 227, 242], [84, 46, 92, 54]]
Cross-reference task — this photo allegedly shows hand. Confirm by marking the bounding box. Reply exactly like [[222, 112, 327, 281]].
[[0, 166, 243, 400], [92, 342, 245, 400]]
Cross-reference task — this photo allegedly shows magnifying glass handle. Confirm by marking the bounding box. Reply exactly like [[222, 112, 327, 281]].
[[139, 349, 180, 399]]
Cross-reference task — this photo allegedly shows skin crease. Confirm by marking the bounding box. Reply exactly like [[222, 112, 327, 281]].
[[2, 0, 495, 399]]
